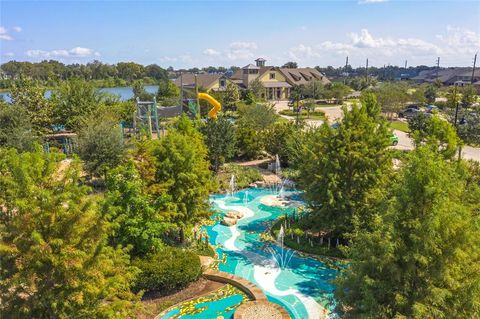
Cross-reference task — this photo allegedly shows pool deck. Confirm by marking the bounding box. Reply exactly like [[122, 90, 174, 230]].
[[234, 300, 291, 319]]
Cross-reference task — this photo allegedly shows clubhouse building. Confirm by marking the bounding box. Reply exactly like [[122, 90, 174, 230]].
[[174, 58, 330, 100]]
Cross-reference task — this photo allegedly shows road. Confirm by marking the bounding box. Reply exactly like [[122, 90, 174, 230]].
[[272, 101, 479, 162]]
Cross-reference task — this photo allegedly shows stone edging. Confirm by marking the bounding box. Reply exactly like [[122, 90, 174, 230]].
[[234, 300, 291, 319], [202, 269, 267, 301], [203, 269, 291, 319]]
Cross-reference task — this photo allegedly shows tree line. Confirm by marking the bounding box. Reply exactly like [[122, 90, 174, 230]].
[[0, 60, 170, 89]]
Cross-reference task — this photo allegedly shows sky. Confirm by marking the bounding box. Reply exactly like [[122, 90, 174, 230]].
[[0, 0, 479, 68]]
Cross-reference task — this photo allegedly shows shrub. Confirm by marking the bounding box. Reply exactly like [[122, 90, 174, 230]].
[[217, 164, 262, 191], [133, 247, 202, 294]]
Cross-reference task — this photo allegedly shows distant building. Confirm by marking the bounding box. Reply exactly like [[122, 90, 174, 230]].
[[173, 73, 229, 91], [411, 67, 480, 86], [174, 58, 330, 100], [229, 58, 330, 100]]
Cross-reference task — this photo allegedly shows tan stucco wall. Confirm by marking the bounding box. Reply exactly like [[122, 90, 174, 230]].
[[258, 69, 286, 83]]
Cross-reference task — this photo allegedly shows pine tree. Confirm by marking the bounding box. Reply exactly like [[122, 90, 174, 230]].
[[201, 115, 237, 171], [297, 94, 392, 237], [0, 148, 138, 318], [222, 81, 240, 111], [336, 147, 480, 318]]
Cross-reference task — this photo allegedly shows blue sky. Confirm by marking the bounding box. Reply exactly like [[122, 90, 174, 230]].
[[1, 0, 479, 68]]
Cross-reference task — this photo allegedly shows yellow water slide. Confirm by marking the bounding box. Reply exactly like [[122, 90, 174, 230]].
[[198, 93, 222, 119]]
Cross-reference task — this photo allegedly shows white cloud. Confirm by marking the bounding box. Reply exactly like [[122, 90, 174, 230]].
[[202, 41, 258, 62], [287, 28, 446, 65], [358, 0, 388, 4], [13, 26, 22, 32], [159, 54, 192, 64], [288, 44, 320, 61], [285, 26, 479, 66], [25, 47, 99, 58], [227, 41, 258, 60], [0, 26, 13, 40], [436, 26, 480, 55], [4, 52, 14, 57], [203, 48, 221, 56]]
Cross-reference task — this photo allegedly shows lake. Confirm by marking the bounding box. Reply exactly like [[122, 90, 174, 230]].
[[0, 85, 159, 103]]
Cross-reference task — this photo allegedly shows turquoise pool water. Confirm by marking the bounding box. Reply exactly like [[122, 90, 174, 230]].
[[161, 284, 247, 319], [205, 188, 337, 319]]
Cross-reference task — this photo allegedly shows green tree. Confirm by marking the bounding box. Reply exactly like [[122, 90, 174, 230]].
[[297, 94, 392, 236], [51, 79, 106, 130], [264, 121, 301, 166], [374, 83, 409, 118], [336, 147, 480, 318], [0, 103, 37, 151], [0, 148, 138, 318], [409, 114, 460, 160], [248, 78, 265, 99], [237, 103, 277, 130], [157, 80, 179, 99], [325, 82, 351, 103], [242, 89, 256, 105], [132, 80, 153, 101], [116, 62, 145, 81], [222, 81, 240, 111], [424, 85, 437, 104], [145, 64, 168, 81], [302, 80, 324, 99], [457, 111, 480, 145], [104, 162, 172, 257], [77, 114, 124, 177], [151, 115, 214, 242], [201, 115, 237, 171], [10, 80, 53, 134], [282, 61, 298, 68], [461, 84, 477, 109]]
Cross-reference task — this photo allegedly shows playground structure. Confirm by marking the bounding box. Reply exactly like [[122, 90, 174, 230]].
[[134, 79, 222, 139], [43, 132, 77, 156], [198, 92, 222, 119]]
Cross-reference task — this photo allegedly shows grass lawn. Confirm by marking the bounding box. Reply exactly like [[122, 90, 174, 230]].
[[279, 109, 325, 120], [390, 120, 410, 132], [316, 103, 342, 108]]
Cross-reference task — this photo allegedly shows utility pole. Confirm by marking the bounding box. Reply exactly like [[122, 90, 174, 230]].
[[344, 56, 349, 84], [195, 74, 200, 119], [472, 53, 477, 83], [453, 85, 459, 127], [436, 57, 440, 80], [180, 73, 184, 109], [365, 58, 369, 83], [383, 64, 386, 80], [404, 60, 408, 69]]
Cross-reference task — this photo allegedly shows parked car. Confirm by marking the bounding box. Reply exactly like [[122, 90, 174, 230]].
[[390, 132, 399, 146], [398, 108, 420, 118], [425, 105, 439, 113]]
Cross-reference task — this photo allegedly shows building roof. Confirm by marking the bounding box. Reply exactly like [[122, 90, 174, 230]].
[[412, 68, 477, 83], [242, 63, 260, 70], [174, 73, 223, 89], [255, 58, 266, 62], [279, 68, 330, 86]]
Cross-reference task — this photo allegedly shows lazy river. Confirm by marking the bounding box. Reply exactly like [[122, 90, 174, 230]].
[[205, 188, 337, 319]]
